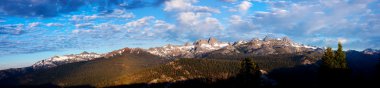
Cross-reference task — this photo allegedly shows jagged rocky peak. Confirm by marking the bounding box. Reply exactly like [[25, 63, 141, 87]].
[[194, 37, 221, 45], [194, 39, 208, 45], [147, 36, 320, 58], [147, 37, 230, 58], [282, 36, 292, 42], [208, 37, 218, 45], [263, 36, 274, 41]]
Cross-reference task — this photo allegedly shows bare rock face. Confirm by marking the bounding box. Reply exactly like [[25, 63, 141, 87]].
[[194, 39, 208, 45], [208, 37, 218, 45], [282, 36, 292, 43], [263, 36, 273, 41]]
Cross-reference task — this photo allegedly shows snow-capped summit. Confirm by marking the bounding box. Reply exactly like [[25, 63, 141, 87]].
[[32, 52, 103, 69], [233, 40, 247, 46], [148, 37, 230, 58], [363, 48, 380, 55]]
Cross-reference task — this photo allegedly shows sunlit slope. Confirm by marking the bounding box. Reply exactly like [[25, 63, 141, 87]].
[[19, 48, 165, 87], [110, 58, 241, 86]]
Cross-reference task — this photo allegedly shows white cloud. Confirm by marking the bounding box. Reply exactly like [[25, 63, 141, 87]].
[[174, 11, 224, 39], [75, 23, 93, 28], [72, 29, 92, 34], [70, 9, 134, 22], [227, 1, 252, 13], [229, 15, 243, 24], [71, 15, 98, 22], [0, 24, 24, 35], [338, 38, 348, 44], [176, 12, 214, 26], [126, 16, 155, 28], [104, 9, 135, 19], [93, 23, 122, 30], [310, 37, 350, 47], [162, 0, 225, 40], [164, 0, 220, 13], [164, 0, 194, 11], [239, 1, 252, 12], [177, 12, 211, 25], [154, 20, 175, 30], [249, 0, 380, 49], [200, 17, 224, 30], [228, 8, 238, 12], [225, 15, 257, 39], [220, 0, 237, 2], [68, 15, 177, 41], [28, 22, 40, 28], [45, 23, 63, 27], [129, 17, 176, 39]]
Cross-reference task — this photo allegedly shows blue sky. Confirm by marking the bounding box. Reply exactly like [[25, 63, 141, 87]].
[[0, 0, 379, 69]]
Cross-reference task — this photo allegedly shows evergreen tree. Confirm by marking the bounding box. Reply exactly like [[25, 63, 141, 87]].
[[238, 58, 261, 86], [319, 42, 350, 87], [335, 42, 348, 69], [322, 47, 334, 68], [240, 58, 261, 76], [321, 42, 348, 69]]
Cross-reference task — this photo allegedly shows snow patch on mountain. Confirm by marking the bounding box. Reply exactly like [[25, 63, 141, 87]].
[[291, 43, 318, 49], [363, 48, 380, 55], [32, 52, 103, 69]]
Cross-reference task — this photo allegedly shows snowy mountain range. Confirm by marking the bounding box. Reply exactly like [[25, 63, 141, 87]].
[[6, 37, 326, 70], [12, 37, 380, 70], [147, 37, 320, 58], [362, 48, 380, 55]]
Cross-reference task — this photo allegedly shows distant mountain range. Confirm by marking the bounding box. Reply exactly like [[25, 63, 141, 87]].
[[0, 37, 379, 87], [148, 37, 320, 58], [5, 37, 323, 70], [21, 37, 380, 70]]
